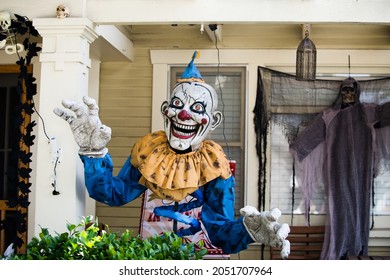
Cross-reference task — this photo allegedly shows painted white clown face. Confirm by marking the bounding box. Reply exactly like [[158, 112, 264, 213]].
[[161, 82, 222, 151]]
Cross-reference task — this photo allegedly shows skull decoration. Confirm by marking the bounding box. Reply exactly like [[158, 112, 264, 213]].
[[56, 5, 70, 19], [0, 10, 11, 31], [340, 77, 360, 106]]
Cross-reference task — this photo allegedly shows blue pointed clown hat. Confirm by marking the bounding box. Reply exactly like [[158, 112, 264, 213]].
[[177, 50, 205, 83]]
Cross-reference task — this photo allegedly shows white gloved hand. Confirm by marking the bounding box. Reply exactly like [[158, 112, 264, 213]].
[[240, 206, 290, 259], [53, 96, 111, 157]]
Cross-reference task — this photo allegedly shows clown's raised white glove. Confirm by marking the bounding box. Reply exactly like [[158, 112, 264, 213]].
[[240, 206, 290, 259], [53, 96, 111, 158]]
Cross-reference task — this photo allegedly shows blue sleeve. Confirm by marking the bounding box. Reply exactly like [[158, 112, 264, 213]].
[[80, 153, 147, 206], [201, 176, 254, 253]]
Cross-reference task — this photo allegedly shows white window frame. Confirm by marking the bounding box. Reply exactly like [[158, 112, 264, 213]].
[[150, 49, 390, 233]]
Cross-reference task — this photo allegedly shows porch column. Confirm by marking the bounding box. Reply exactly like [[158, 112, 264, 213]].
[[30, 18, 98, 237]]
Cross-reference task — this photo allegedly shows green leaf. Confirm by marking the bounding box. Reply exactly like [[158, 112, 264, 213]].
[[7, 217, 207, 260], [67, 223, 77, 232]]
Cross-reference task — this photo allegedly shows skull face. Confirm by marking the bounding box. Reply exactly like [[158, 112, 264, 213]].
[[341, 86, 356, 105], [0, 10, 11, 31], [56, 5, 70, 19], [340, 77, 360, 106], [161, 82, 222, 151]]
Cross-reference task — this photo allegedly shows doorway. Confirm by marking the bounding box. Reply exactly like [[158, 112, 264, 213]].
[[0, 65, 29, 255]]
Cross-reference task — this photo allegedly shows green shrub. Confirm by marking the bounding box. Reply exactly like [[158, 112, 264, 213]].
[[4, 216, 207, 260]]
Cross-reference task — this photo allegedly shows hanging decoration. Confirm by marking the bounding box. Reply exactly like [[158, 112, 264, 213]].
[[253, 68, 270, 212], [255, 66, 390, 259], [0, 13, 41, 252], [296, 24, 317, 81]]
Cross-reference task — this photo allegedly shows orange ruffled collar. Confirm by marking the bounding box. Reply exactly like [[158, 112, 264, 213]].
[[130, 131, 231, 201]]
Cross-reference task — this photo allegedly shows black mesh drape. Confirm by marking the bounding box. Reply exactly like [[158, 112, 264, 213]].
[[253, 68, 269, 212], [255, 66, 390, 259]]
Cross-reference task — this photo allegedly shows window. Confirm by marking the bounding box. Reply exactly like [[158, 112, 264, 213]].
[[0, 73, 19, 201], [269, 72, 390, 216], [270, 114, 327, 214], [170, 67, 246, 216], [270, 118, 390, 216]]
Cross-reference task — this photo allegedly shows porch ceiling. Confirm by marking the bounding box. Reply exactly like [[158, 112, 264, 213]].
[[122, 23, 390, 50]]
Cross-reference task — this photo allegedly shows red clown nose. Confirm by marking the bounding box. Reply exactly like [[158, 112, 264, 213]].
[[178, 110, 191, 121]]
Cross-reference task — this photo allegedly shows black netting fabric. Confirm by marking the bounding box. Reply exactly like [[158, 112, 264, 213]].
[[255, 67, 390, 260]]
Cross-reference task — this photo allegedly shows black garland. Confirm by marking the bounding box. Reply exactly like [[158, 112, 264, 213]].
[[253, 67, 271, 260], [253, 67, 270, 212], [291, 159, 295, 225], [0, 14, 41, 251]]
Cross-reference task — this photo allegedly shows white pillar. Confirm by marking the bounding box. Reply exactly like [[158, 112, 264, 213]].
[[29, 18, 98, 237]]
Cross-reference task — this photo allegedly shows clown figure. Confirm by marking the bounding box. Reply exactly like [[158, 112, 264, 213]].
[[54, 51, 290, 257]]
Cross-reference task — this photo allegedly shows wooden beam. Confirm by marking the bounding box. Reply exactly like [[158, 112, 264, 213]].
[[94, 25, 134, 61], [205, 24, 223, 42]]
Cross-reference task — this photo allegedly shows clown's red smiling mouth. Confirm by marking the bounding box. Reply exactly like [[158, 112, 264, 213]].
[[171, 120, 199, 139]]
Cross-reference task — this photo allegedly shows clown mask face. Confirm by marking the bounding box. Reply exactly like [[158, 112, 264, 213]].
[[161, 82, 222, 151]]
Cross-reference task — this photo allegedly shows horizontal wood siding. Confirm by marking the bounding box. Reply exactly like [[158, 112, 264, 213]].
[[96, 199, 143, 234], [97, 47, 152, 236]]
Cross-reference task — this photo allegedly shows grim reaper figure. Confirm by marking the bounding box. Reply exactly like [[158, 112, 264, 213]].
[[54, 51, 290, 257], [290, 77, 390, 259]]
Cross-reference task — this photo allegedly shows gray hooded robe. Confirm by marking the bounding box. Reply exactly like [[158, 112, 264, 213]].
[[290, 77, 390, 259]]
